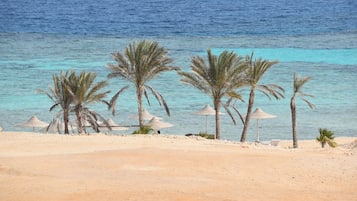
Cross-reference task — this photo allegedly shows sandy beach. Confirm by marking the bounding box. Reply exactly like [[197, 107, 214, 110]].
[[0, 132, 356, 201]]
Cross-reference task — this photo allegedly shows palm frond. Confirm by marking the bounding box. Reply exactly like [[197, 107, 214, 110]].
[[301, 98, 316, 109], [222, 104, 236, 125], [82, 109, 100, 133], [231, 103, 245, 124], [297, 92, 314, 98], [257, 84, 285, 100], [101, 100, 111, 108], [227, 91, 244, 101], [109, 85, 129, 115], [87, 90, 110, 105], [145, 85, 170, 116], [327, 139, 338, 148], [143, 88, 151, 106], [89, 109, 112, 132], [292, 73, 314, 109], [86, 80, 109, 102], [178, 71, 211, 94], [49, 103, 60, 112]]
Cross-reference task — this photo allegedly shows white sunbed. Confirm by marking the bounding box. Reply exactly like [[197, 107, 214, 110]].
[[270, 139, 280, 146]]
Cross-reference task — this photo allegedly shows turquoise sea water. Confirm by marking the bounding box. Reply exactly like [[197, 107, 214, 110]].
[[212, 48, 357, 65], [0, 0, 356, 140], [0, 33, 356, 141]]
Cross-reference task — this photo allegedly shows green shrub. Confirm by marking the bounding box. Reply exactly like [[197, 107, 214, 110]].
[[132, 126, 153, 134], [316, 128, 338, 148], [197, 132, 215, 139]]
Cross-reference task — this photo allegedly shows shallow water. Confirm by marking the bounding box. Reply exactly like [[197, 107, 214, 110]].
[[1, 33, 356, 141], [0, 0, 356, 140]]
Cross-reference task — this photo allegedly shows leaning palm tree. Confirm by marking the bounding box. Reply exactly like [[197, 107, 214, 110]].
[[65, 71, 110, 134], [37, 71, 72, 134], [240, 53, 285, 142], [291, 73, 315, 148], [178, 49, 246, 139], [316, 128, 337, 148], [107, 40, 177, 129]]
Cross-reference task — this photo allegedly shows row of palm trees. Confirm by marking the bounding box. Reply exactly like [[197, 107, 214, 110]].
[[40, 40, 314, 148]]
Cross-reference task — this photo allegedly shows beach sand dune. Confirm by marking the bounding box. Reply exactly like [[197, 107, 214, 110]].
[[0, 132, 356, 201]]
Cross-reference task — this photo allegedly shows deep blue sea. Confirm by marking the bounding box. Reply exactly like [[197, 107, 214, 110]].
[[0, 0, 356, 141]]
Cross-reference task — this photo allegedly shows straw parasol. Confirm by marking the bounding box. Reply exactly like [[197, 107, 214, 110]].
[[44, 118, 77, 134], [19, 116, 48, 131], [43, 118, 61, 133], [130, 109, 162, 120], [100, 118, 128, 131], [145, 117, 173, 130], [249, 108, 276, 142], [194, 104, 224, 133]]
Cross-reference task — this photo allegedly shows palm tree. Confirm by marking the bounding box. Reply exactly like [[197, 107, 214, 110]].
[[107, 40, 177, 129], [65, 71, 110, 134], [178, 49, 246, 139], [240, 53, 285, 142], [316, 128, 337, 148], [37, 71, 72, 134], [291, 73, 315, 148]]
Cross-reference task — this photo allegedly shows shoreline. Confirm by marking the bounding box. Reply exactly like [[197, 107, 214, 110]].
[[1, 131, 356, 155], [1, 131, 356, 201], [1, 131, 356, 144]]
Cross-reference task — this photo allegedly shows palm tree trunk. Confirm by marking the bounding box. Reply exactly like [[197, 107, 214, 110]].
[[63, 109, 69, 134], [214, 100, 221, 139], [137, 86, 144, 128], [240, 88, 255, 142], [290, 97, 298, 148], [75, 106, 84, 134]]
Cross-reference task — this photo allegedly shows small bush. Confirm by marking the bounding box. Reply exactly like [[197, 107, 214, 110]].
[[316, 128, 338, 148], [132, 126, 153, 134], [197, 132, 215, 139]]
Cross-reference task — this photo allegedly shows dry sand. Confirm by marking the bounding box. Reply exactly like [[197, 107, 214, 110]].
[[0, 132, 356, 201]]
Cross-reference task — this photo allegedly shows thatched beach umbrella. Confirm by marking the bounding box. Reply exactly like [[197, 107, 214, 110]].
[[19, 115, 48, 132], [43, 118, 62, 133], [44, 118, 77, 134], [100, 118, 128, 131], [194, 104, 224, 133], [249, 108, 276, 142], [130, 108, 162, 121], [146, 117, 173, 131]]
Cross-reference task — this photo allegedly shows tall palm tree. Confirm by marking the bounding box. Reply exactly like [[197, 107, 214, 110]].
[[178, 49, 246, 139], [65, 71, 110, 134], [107, 40, 177, 128], [240, 53, 285, 142], [37, 71, 72, 134], [291, 73, 315, 148]]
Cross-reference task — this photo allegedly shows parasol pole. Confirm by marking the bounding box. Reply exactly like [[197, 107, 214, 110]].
[[205, 115, 208, 133], [256, 119, 260, 142]]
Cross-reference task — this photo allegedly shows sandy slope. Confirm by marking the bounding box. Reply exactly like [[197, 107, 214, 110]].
[[0, 132, 356, 201]]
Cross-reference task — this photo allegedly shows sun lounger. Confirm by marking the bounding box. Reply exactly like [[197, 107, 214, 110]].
[[270, 139, 280, 146]]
